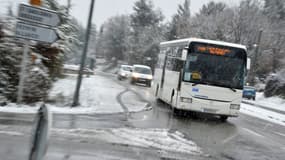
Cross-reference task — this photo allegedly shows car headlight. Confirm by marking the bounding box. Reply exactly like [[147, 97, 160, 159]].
[[180, 97, 192, 103], [147, 75, 153, 80], [230, 104, 240, 110], [132, 73, 139, 78]]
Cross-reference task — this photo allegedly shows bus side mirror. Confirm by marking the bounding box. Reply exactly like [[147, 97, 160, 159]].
[[181, 48, 188, 61], [247, 58, 251, 70]]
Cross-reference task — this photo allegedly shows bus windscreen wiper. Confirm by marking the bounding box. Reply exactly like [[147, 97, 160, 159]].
[[229, 87, 237, 92]]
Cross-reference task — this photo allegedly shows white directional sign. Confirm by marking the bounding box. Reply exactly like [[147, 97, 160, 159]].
[[18, 3, 60, 27], [15, 22, 58, 43]]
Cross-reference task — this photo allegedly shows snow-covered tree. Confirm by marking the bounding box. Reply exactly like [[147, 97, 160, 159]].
[[0, 15, 52, 103], [99, 15, 130, 61], [167, 0, 191, 40], [43, 0, 79, 77], [127, 0, 164, 67], [264, 69, 285, 98]]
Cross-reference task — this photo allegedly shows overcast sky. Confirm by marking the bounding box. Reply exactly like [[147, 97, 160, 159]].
[[0, 0, 241, 27]]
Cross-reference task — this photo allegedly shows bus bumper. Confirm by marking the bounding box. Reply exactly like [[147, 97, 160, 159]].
[[178, 98, 240, 117]]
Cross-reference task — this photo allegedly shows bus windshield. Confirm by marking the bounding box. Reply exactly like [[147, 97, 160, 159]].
[[183, 53, 245, 89]]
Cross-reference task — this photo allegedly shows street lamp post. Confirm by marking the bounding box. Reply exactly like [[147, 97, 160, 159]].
[[250, 29, 263, 85]]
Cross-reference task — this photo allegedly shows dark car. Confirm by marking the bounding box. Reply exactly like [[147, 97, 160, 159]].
[[243, 86, 256, 100]]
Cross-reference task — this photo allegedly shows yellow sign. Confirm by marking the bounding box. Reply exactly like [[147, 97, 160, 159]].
[[30, 0, 41, 6], [192, 72, 201, 80]]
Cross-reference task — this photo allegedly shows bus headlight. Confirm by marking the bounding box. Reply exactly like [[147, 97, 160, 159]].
[[180, 97, 192, 103], [230, 104, 240, 110]]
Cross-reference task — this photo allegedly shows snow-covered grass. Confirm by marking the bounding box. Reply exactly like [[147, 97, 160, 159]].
[[63, 64, 80, 71], [240, 103, 285, 126], [0, 74, 148, 114], [49, 74, 124, 113], [243, 92, 285, 112], [53, 127, 202, 155]]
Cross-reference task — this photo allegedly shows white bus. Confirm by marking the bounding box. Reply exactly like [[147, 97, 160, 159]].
[[153, 38, 249, 121]]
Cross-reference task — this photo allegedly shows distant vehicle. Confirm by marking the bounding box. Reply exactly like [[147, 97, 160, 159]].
[[117, 65, 133, 80], [153, 38, 250, 121], [243, 86, 256, 100], [131, 65, 153, 87]]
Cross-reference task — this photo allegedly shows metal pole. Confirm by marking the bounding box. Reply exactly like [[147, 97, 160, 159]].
[[72, 0, 96, 107], [250, 29, 263, 85], [17, 41, 29, 104]]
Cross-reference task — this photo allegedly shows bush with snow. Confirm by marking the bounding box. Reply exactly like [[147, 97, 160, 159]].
[[264, 69, 285, 98]]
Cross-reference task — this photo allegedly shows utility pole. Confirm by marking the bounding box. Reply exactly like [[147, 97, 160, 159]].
[[250, 29, 263, 85], [72, 0, 96, 107]]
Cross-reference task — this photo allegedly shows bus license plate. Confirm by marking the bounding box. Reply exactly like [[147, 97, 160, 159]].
[[203, 108, 217, 113]]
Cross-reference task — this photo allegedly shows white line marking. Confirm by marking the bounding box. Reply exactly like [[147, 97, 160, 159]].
[[274, 132, 285, 138], [242, 128, 264, 138]]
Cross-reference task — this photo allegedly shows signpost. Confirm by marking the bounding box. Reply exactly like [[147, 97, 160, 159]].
[[16, 3, 60, 104], [14, 1, 57, 159], [29, 104, 52, 160], [18, 3, 60, 27], [15, 22, 58, 43]]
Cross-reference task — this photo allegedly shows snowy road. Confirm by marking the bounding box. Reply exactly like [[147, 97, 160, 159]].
[[0, 72, 285, 160]]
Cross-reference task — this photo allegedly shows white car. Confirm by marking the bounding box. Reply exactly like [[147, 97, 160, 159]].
[[117, 65, 133, 80], [130, 65, 153, 87]]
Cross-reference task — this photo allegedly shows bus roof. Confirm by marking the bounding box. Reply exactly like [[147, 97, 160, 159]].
[[160, 38, 247, 50]]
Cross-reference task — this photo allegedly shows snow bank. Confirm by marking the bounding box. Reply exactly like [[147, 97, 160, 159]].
[[63, 64, 80, 71], [240, 103, 285, 126], [1, 74, 148, 114], [243, 92, 285, 112], [53, 128, 202, 155], [242, 92, 285, 112]]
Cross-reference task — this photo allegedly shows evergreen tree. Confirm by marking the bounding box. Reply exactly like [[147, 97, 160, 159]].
[[98, 15, 130, 61], [167, 0, 191, 40], [0, 16, 52, 103], [128, 0, 164, 67]]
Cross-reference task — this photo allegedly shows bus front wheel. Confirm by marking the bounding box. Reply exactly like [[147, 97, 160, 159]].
[[220, 115, 228, 122]]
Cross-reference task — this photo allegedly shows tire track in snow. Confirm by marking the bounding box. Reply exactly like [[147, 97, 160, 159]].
[[116, 88, 130, 116]]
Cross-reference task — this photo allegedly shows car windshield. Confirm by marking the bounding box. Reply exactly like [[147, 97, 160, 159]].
[[122, 66, 132, 71], [244, 87, 255, 91], [134, 67, 152, 74], [183, 53, 245, 89]]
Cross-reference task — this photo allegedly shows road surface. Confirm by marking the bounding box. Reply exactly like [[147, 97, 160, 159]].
[[0, 72, 284, 160]]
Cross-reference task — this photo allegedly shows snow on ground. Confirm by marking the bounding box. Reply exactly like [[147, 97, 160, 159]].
[[243, 92, 285, 112], [53, 127, 202, 155], [0, 74, 148, 114], [63, 64, 80, 71], [240, 103, 285, 126]]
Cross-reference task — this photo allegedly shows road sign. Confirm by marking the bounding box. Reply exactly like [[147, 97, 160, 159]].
[[18, 3, 60, 27], [15, 22, 58, 43]]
